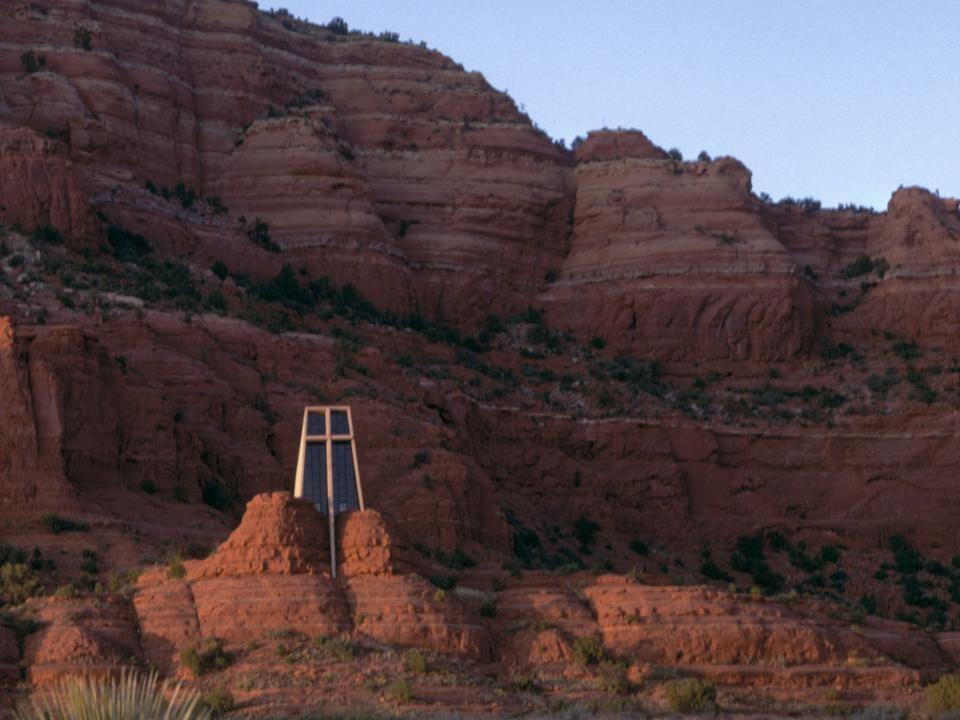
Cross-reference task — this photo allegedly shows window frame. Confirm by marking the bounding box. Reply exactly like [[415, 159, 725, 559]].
[[293, 405, 365, 577]]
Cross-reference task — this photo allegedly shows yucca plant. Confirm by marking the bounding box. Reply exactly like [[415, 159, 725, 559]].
[[15, 670, 212, 720]]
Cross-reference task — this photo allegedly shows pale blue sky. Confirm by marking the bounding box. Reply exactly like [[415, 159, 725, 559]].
[[262, 1, 959, 210]]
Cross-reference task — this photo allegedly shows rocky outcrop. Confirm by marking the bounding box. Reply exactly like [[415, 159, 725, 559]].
[[133, 493, 492, 671], [337, 508, 413, 576], [21, 596, 143, 686], [190, 492, 330, 579], [545, 130, 816, 361], [0, 127, 95, 240]]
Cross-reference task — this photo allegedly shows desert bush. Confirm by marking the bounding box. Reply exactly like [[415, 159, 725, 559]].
[[0, 563, 38, 606], [312, 634, 357, 662], [435, 549, 475, 570], [199, 687, 233, 718], [73, 26, 93, 50], [842, 254, 874, 278], [43, 514, 88, 534], [573, 516, 600, 549], [326, 16, 349, 34], [667, 147, 683, 161], [926, 673, 960, 712], [479, 599, 497, 618], [20, 50, 45, 73], [13, 670, 210, 720], [572, 635, 607, 666], [167, 554, 186, 579], [245, 217, 280, 253], [406, 649, 429, 674], [387, 679, 412, 704], [412, 450, 431, 468], [107, 225, 152, 263], [79, 549, 99, 576], [180, 638, 228, 677], [664, 677, 718, 714], [31, 224, 63, 245], [892, 339, 920, 360], [596, 660, 630, 694], [202, 291, 228, 314], [211, 261, 229, 280]]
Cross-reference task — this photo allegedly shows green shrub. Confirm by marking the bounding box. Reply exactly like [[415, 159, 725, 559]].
[[573, 516, 600, 549], [53, 584, 76, 599], [201, 481, 234, 512], [31, 225, 63, 245], [664, 677, 718, 714], [841, 255, 875, 278], [435, 549, 475, 571], [387, 678, 412, 704], [412, 450, 431, 468], [892, 340, 920, 360], [42, 514, 89, 534], [167, 554, 186, 580], [925, 673, 960, 712], [180, 638, 228, 677], [820, 339, 854, 360], [0, 563, 39, 606], [199, 687, 233, 718], [312, 634, 356, 662], [572, 635, 607, 666], [700, 559, 732, 582], [179, 644, 202, 677], [202, 291, 228, 313], [245, 217, 280, 253], [589, 336, 606, 350], [429, 575, 457, 591], [73, 26, 93, 51], [20, 50, 45, 73], [667, 148, 683, 162], [211, 261, 229, 280], [205, 197, 228, 214], [596, 660, 630, 694], [107, 225, 152, 263], [139, 479, 157, 494], [326, 16, 349, 34], [13, 670, 209, 720], [479, 599, 497, 618], [79, 549, 99, 576], [512, 675, 541, 693], [406, 649, 429, 674], [629, 539, 649, 556], [0, 544, 26, 566]]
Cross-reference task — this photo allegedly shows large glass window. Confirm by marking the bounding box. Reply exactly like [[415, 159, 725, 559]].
[[330, 409, 350, 435], [303, 441, 327, 514], [295, 406, 362, 517], [307, 411, 325, 436]]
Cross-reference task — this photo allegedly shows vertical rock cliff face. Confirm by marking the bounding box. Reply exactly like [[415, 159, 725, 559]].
[[0, 319, 110, 511], [0, 0, 572, 318], [543, 131, 815, 360]]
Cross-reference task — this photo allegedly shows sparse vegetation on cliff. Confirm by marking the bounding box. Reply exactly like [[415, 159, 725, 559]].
[[20, 50, 45, 73]]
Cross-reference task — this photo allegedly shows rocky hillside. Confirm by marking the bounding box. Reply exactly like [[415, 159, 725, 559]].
[[3, 1, 960, 716]]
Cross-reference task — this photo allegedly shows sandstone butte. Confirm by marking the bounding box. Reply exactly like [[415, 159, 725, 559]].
[[2, 1, 960, 718]]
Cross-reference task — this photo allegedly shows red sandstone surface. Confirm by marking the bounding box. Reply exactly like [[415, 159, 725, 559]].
[[2, 1, 960, 716]]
